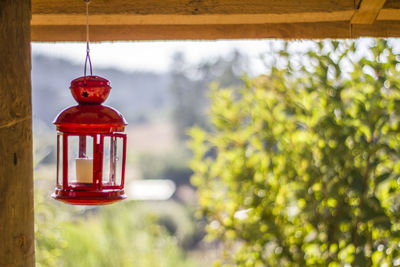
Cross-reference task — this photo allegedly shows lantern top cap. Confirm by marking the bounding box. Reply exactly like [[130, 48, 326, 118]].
[[53, 104, 127, 133], [70, 76, 111, 105]]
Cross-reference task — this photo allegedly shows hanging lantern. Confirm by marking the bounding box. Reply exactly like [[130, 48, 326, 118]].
[[52, 0, 127, 205], [52, 76, 128, 205]]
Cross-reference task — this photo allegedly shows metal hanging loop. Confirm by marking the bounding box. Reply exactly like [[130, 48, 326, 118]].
[[83, 0, 92, 83]]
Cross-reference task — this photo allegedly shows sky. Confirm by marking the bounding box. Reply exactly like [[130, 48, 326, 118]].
[[32, 39, 400, 75], [31, 40, 299, 75]]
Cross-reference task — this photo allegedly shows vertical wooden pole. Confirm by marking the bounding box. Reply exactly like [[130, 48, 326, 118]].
[[0, 1, 35, 266]]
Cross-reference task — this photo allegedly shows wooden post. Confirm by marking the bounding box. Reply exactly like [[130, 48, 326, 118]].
[[0, 1, 35, 266]]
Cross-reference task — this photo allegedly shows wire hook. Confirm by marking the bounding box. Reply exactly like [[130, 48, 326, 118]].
[[83, 0, 92, 83]]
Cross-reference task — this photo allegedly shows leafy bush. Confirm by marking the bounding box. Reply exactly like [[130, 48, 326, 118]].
[[190, 39, 400, 266], [35, 192, 198, 267]]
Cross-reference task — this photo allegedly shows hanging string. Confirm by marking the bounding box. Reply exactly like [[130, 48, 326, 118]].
[[84, 0, 93, 81]]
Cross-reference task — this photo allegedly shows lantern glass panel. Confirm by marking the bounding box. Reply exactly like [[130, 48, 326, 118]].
[[115, 136, 124, 186], [57, 133, 63, 188], [102, 136, 112, 185], [102, 135, 124, 186], [67, 135, 94, 185]]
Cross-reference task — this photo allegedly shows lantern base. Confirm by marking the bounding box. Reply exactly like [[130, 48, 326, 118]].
[[52, 188, 126, 205]]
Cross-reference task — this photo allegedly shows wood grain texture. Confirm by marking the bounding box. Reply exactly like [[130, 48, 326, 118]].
[[31, 0, 355, 26], [31, 23, 349, 42], [30, 0, 400, 40], [32, 0, 355, 15], [351, 0, 386, 24], [352, 20, 400, 36], [0, 0, 35, 266], [377, 9, 400, 20], [31, 21, 400, 42], [31, 11, 355, 26], [383, 0, 400, 9]]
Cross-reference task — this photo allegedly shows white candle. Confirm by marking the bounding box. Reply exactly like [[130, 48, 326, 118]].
[[75, 158, 93, 183]]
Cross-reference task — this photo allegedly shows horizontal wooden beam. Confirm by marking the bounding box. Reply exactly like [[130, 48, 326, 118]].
[[352, 20, 400, 37], [31, 11, 355, 26], [30, 0, 400, 40], [383, 0, 400, 9], [33, 10, 357, 26], [351, 0, 386, 24], [31, 23, 348, 42], [31, 8, 400, 27], [32, 0, 356, 27], [377, 8, 400, 21], [32, 0, 355, 15], [31, 21, 400, 42]]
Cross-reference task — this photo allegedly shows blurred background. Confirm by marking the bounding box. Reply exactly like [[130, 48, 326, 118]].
[[32, 39, 400, 266], [32, 40, 272, 267]]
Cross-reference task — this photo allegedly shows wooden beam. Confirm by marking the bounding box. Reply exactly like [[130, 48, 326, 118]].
[[31, 0, 356, 26], [0, 0, 35, 266], [33, 0, 355, 15], [352, 20, 400, 36], [31, 11, 355, 26], [377, 9, 400, 21], [31, 20, 400, 42], [377, 0, 400, 21], [31, 22, 350, 42], [31, 0, 356, 28], [383, 0, 400, 9], [29, 0, 400, 41], [351, 0, 386, 24]]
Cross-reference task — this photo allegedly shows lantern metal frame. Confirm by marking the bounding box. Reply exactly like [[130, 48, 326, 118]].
[[52, 75, 128, 205]]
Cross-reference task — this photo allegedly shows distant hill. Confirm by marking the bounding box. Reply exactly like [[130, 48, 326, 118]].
[[32, 54, 171, 126]]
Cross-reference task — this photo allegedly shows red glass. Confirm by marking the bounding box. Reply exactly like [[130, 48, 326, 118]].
[[53, 76, 128, 205]]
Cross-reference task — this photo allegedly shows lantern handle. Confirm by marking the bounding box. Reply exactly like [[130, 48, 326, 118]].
[[84, 43, 93, 80], [83, 0, 92, 84]]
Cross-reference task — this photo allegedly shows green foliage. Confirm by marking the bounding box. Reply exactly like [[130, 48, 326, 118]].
[[35, 190, 198, 267], [189, 39, 400, 266]]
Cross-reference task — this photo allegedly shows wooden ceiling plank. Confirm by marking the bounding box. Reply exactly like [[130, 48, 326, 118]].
[[32, 21, 400, 42], [352, 21, 400, 36], [32, 0, 355, 15], [31, 11, 355, 26], [351, 0, 387, 24], [377, 9, 400, 21], [32, 22, 353, 42], [383, 0, 400, 9], [30, 0, 400, 41]]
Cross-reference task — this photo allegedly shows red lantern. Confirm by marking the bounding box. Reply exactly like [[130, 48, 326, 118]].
[[52, 76, 128, 205]]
